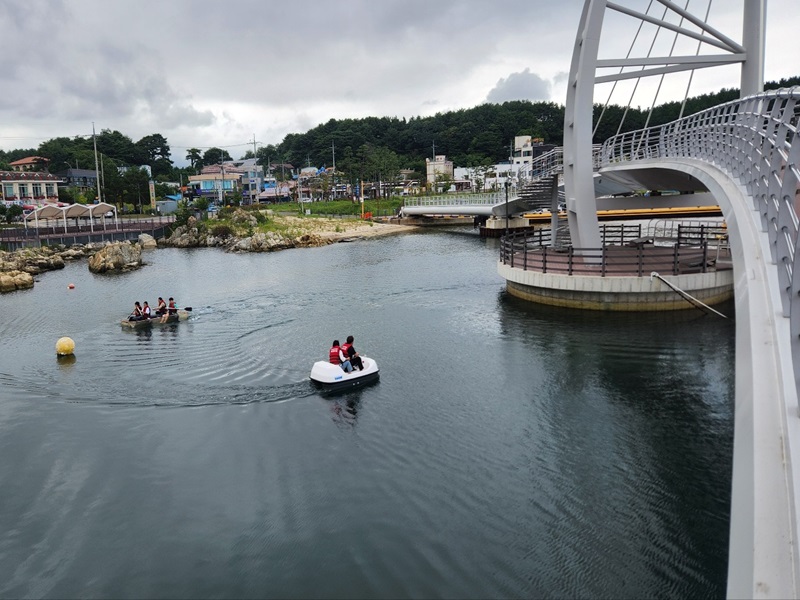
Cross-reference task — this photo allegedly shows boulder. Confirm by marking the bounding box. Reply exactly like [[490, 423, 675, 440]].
[[0, 270, 34, 293], [232, 209, 258, 227], [138, 233, 157, 249], [88, 241, 143, 273]]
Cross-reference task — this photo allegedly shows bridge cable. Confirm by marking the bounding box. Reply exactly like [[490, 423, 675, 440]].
[[679, 0, 714, 120], [650, 271, 729, 318], [593, 0, 655, 139], [641, 0, 691, 134], [616, 3, 671, 136]]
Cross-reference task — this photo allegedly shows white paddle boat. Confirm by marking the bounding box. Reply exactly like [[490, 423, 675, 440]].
[[310, 356, 380, 392]]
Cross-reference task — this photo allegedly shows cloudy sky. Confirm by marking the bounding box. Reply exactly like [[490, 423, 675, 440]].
[[0, 0, 795, 165]]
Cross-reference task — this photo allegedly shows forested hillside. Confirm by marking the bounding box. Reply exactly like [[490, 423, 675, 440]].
[[1, 76, 797, 189]]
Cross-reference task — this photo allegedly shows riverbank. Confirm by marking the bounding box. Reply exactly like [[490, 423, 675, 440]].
[[0, 215, 420, 293]]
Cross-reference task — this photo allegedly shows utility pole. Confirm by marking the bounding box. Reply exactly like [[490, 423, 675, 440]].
[[331, 140, 336, 199], [92, 122, 102, 203]]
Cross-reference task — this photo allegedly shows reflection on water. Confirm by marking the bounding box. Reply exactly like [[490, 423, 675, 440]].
[[0, 234, 734, 599], [55, 354, 77, 370]]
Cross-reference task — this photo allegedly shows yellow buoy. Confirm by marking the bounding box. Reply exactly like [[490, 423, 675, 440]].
[[56, 337, 75, 356]]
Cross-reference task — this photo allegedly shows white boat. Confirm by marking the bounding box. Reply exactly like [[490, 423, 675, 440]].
[[310, 356, 380, 392]]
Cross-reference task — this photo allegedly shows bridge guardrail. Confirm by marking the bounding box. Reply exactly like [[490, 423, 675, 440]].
[[600, 87, 800, 319]]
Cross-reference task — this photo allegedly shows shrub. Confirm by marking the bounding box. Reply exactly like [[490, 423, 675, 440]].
[[211, 223, 234, 238]]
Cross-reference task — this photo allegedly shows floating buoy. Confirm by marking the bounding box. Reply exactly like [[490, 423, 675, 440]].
[[68, 283, 75, 289], [56, 337, 75, 356]]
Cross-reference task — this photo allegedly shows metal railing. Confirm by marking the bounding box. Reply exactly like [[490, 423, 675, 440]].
[[403, 192, 504, 207], [500, 230, 722, 277], [0, 216, 176, 249], [601, 87, 800, 318]]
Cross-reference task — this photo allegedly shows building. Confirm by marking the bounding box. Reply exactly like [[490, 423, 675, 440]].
[[426, 155, 454, 191], [55, 168, 100, 194], [8, 156, 50, 172], [1, 171, 62, 204], [454, 161, 515, 193], [512, 136, 556, 177], [202, 159, 264, 205], [187, 172, 243, 202]]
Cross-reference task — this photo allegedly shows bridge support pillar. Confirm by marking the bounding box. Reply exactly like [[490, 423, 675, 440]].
[[741, 0, 766, 97], [563, 0, 603, 250]]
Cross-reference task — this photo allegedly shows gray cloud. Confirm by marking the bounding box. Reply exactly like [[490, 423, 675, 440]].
[[486, 69, 552, 103], [0, 0, 795, 161]]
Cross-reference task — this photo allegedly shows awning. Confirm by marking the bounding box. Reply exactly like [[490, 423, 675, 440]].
[[25, 202, 118, 233]]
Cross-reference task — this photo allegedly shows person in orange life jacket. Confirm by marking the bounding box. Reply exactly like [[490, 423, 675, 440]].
[[142, 301, 152, 319], [329, 340, 353, 373], [160, 297, 177, 323], [129, 301, 143, 321], [341, 335, 364, 371]]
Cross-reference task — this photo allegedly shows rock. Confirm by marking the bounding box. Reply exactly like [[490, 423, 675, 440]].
[[0, 270, 34, 293], [232, 209, 258, 227], [138, 233, 157, 249], [88, 241, 143, 273]]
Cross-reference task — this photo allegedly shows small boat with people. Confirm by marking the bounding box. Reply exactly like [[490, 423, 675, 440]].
[[310, 336, 379, 392], [120, 296, 191, 328], [120, 309, 191, 329], [310, 356, 380, 392]]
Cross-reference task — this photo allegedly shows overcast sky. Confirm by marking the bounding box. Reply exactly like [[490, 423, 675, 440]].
[[0, 0, 795, 165]]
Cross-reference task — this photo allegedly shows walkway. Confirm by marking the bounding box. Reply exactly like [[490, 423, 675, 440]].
[[0, 216, 176, 251]]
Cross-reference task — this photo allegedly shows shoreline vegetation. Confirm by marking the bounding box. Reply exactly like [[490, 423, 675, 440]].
[[0, 210, 419, 293]]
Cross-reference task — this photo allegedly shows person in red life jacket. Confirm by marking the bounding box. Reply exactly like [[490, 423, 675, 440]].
[[129, 301, 143, 321], [142, 301, 152, 319], [156, 297, 167, 316], [160, 297, 177, 323], [329, 340, 353, 372], [341, 335, 364, 371]]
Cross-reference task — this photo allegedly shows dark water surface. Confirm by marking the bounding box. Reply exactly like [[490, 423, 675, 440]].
[[0, 229, 734, 598]]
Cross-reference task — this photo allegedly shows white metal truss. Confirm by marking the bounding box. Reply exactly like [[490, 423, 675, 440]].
[[564, 0, 766, 248]]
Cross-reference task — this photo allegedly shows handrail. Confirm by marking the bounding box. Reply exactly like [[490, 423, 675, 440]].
[[500, 230, 726, 277], [600, 86, 800, 319]]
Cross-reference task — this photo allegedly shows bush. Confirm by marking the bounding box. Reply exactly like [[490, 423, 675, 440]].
[[174, 200, 192, 227], [211, 223, 234, 238], [218, 206, 234, 220]]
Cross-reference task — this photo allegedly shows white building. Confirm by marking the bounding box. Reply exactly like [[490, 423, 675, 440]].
[[454, 162, 515, 193], [425, 155, 454, 191]]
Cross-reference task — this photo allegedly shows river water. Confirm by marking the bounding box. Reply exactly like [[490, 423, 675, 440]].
[[0, 228, 734, 598]]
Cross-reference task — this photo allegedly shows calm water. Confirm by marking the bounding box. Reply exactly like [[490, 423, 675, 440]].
[[0, 228, 734, 598]]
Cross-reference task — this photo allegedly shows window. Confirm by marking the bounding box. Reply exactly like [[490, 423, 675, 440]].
[[46, 184, 55, 196], [18, 183, 29, 198], [3, 184, 13, 198], [32, 183, 42, 197]]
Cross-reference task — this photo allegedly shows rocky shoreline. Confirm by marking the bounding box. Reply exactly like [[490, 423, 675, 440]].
[[0, 214, 418, 293]]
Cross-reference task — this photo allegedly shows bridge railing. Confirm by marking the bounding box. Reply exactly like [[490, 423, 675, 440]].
[[600, 87, 800, 318], [403, 192, 504, 207], [500, 230, 726, 277]]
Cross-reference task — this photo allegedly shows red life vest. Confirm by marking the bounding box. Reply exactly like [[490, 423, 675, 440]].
[[329, 346, 341, 364], [340, 343, 352, 358]]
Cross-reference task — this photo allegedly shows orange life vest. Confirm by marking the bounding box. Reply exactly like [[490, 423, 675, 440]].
[[329, 346, 341, 364]]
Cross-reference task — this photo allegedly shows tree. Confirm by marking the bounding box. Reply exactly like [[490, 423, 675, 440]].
[[119, 167, 151, 213], [6, 204, 22, 224], [185, 148, 202, 172], [202, 147, 232, 167], [135, 134, 173, 177]]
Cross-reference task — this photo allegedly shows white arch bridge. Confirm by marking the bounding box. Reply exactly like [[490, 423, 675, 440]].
[[405, 0, 800, 595]]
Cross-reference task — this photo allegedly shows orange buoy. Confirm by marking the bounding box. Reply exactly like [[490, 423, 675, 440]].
[[68, 283, 75, 289]]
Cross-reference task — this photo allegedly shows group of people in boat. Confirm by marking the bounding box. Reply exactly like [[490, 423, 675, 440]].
[[129, 296, 177, 323], [329, 336, 364, 373]]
